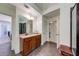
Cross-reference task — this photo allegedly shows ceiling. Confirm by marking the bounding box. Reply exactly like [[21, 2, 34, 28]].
[[34, 3, 57, 11], [44, 9, 60, 18], [10, 3, 38, 17], [11, 3, 59, 17]]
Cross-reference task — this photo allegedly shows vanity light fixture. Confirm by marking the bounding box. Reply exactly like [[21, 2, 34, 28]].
[[30, 16, 34, 20], [26, 14, 30, 19], [49, 22, 53, 24], [26, 14, 34, 20]]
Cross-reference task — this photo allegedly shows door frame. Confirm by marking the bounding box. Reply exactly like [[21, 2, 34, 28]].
[[0, 13, 12, 49]]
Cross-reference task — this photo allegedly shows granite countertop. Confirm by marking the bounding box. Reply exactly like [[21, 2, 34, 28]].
[[20, 33, 41, 39]]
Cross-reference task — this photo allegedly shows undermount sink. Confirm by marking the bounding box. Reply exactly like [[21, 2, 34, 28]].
[[25, 33, 28, 35]]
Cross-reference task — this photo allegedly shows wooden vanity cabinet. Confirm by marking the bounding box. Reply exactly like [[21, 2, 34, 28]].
[[30, 36, 36, 50], [36, 35, 41, 48], [23, 38, 31, 55], [20, 37, 31, 55], [20, 34, 41, 56]]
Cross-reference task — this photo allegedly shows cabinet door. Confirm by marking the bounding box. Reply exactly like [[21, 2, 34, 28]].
[[31, 37, 36, 50], [23, 38, 31, 55], [36, 35, 41, 48]]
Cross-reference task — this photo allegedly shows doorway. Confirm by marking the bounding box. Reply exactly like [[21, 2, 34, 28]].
[[49, 21, 57, 43], [0, 14, 12, 56]]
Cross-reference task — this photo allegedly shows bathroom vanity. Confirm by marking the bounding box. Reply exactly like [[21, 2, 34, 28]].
[[20, 34, 41, 55]]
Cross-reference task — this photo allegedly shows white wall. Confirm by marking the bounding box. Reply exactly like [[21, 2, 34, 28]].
[[33, 18, 37, 33], [33, 16, 42, 34], [37, 15, 43, 45], [36, 15, 42, 33], [42, 16, 49, 44], [33, 15, 43, 45], [59, 3, 75, 47]]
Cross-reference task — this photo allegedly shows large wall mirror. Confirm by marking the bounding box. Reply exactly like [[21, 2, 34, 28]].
[[18, 15, 33, 34]]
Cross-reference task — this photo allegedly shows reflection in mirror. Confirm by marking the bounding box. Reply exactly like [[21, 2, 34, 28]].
[[18, 15, 33, 35]]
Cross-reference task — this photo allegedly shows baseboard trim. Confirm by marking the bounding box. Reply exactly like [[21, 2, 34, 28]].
[[47, 41, 56, 43], [44, 41, 57, 44], [11, 50, 15, 54]]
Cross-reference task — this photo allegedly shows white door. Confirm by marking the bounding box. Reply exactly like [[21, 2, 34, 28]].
[[49, 21, 57, 43], [49, 19, 60, 48]]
